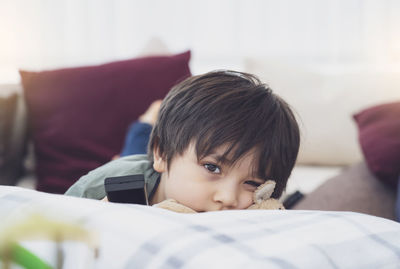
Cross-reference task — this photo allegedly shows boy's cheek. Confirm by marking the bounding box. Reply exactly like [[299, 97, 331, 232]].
[[238, 194, 254, 209]]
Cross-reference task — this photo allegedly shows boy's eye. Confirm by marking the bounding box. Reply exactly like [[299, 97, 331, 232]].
[[204, 163, 221, 174], [245, 180, 261, 188]]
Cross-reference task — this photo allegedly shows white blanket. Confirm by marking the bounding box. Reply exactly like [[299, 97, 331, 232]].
[[1, 186, 399, 269]]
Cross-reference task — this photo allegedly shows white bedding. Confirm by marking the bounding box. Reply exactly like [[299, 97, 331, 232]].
[[1, 186, 399, 269]]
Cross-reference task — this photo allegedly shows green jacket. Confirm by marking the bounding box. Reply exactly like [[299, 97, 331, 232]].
[[65, 155, 160, 201]]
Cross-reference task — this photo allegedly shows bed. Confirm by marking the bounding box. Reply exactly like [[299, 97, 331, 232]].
[[1, 186, 400, 269]]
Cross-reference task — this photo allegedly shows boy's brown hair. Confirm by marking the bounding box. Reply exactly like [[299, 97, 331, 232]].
[[148, 70, 300, 198]]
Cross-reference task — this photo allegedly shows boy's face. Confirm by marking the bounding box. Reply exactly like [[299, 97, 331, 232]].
[[151, 143, 265, 211]]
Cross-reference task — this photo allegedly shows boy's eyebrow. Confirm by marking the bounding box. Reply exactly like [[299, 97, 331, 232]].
[[204, 153, 232, 164]]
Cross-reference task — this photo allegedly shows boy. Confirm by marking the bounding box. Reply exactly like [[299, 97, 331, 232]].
[[65, 70, 300, 211]]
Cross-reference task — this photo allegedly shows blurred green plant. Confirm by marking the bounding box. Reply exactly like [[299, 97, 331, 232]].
[[0, 214, 98, 269]]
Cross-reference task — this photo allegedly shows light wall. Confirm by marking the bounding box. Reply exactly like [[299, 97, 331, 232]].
[[0, 0, 400, 83]]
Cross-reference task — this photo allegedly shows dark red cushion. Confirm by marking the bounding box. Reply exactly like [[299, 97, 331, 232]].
[[20, 51, 191, 194], [353, 101, 400, 187]]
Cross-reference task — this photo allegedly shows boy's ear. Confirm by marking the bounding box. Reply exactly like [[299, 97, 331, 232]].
[[153, 147, 167, 173]]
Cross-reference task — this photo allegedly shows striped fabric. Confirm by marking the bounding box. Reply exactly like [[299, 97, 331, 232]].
[[1, 186, 400, 269]]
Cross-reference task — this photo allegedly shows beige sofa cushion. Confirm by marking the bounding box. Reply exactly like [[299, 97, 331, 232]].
[[245, 58, 400, 165]]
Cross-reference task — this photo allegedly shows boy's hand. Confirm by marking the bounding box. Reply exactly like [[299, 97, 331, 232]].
[[154, 199, 197, 213]]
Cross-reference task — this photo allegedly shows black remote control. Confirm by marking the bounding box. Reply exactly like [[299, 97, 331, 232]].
[[104, 174, 148, 205]]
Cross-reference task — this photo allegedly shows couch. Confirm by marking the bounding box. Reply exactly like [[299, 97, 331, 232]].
[[0, 52, 399, 221]]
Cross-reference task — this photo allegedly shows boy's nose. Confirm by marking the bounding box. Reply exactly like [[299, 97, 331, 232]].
[[213, 183, 239, 209]]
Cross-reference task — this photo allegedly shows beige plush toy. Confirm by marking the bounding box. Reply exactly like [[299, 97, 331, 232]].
[[247, 180, 285, 210], [154, 180, 284, 213]]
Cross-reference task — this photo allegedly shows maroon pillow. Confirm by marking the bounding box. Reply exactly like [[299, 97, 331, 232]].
[[353, 101, 400, 187], [20, 51, 191, 193]]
